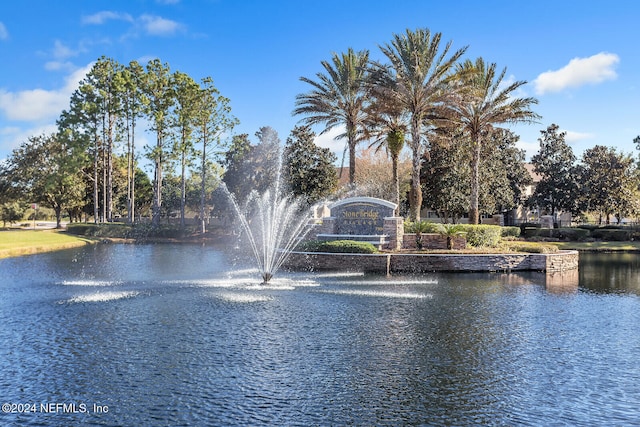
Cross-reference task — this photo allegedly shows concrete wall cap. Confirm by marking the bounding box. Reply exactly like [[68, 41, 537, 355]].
[[328, 197, 397, 210]]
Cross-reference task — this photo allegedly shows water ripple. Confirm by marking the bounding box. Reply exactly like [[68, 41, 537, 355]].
[[60, 279, 122, 287], [214, 292, 275, 303], [319, 289, 433, 299], [63, 291, 140, 304], [2, 249, 640, 426]]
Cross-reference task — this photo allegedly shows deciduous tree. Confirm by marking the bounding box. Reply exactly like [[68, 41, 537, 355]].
[[529, 124, 581, 216], [3, 132, 87, 228], [581, 145, 638, 224], [1, 202, 24, 227], [221, 130, 280, 204], [282, 125, 337, 205]]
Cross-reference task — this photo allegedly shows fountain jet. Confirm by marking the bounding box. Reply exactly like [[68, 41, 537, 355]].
[[223, 160, 314, 284]]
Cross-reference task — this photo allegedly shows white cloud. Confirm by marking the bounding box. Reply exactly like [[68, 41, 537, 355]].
[[52, 40, 77, 60], [82, 11, 133, 25], [516, 139, 539, 161], [0, 88, 69, 122], [563, 130, 595, 143], [0, 64, 92, 122], [82, 11, 183, 39], [136, 55, 158, 65], [0, 22, 8, 40], [0, 124, 58, 154], [313, 126, 347, 160], [45, 61, 76, 72], [140, 14, 182, 36], [534, 52, 620, 95], [39, 40, 87, 71]]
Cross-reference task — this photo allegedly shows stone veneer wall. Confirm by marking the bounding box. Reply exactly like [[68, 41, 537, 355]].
[[383, 217, 404, 250], [402, 233, 466, 250], [285, 250, 579, 274]]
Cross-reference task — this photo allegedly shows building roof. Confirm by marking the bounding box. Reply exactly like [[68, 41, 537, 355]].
[[523, 163, 542, 183]]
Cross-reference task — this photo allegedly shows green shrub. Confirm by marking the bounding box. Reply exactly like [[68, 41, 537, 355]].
[[66, 223, 132, 238], [522, 227, 540, 238], [601, 224, 623, 230], [591, 229, 632, 241], [404, 220, 441, 234], [458, 224, 502, 247], [553, 227, 590, 241], [577, 224, 599, 231], [506, 241, 559, 253], [297, 239, 378, 254], [66, 224, 91, 235], [501, 226, 521, 238], [519, 222, 541, 235], [66, 223, 197, 240]]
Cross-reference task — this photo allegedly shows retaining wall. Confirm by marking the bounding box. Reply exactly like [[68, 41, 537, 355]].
[[402, 233, 466, 250], [285, 250, 579, 274]]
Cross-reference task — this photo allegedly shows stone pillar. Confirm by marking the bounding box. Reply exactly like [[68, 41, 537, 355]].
[[318, 217, 335, 235], [383, 217, 404, 250], [305, 217, 335, 243]]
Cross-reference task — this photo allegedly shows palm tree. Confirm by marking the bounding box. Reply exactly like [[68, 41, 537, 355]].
[[446, 58, 540, 224], [363, 92, 408, 213], [294, 48, 370, 186], [435, 223, 467, 249], [373, 28, 467, 221]]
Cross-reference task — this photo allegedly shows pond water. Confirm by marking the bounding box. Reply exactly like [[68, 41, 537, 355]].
[[1, 245, 639, 426]]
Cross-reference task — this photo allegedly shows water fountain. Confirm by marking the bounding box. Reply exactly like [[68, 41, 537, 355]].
[[222, 164, 315, 284]]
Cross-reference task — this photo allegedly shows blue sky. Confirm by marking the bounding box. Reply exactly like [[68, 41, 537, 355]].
[[0, 0, 638, 166]]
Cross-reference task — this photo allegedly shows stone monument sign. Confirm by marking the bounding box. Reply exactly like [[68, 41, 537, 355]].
[[330, 197, 396, 235]]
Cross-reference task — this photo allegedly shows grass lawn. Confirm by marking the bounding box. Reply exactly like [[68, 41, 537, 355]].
[[0, 230, 97, 259], [551, 241, 640, 251]]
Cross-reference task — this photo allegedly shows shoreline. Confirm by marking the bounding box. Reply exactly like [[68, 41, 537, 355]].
[[0, 231, 98, 259], [1, 229, 636, 261]]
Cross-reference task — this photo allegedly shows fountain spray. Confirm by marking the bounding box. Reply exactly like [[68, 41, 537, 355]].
[[222, 157, 315, 283]]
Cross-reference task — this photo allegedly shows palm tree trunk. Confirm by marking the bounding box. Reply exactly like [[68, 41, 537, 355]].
[[409, 123, 422, 221], [469, 136, 481, 225], [392, 152, 399, 214], [349, 142, 356, 186], [347, 122, 356, 186]]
